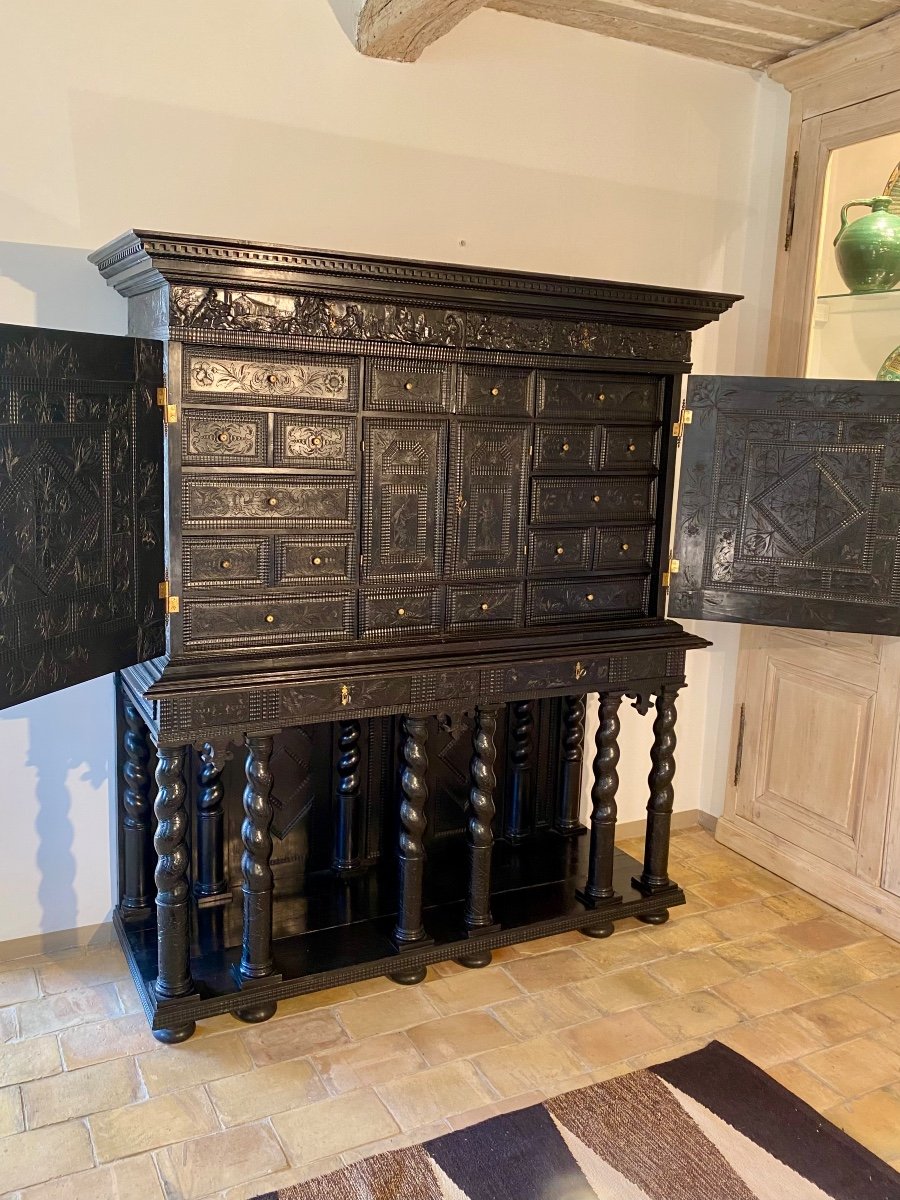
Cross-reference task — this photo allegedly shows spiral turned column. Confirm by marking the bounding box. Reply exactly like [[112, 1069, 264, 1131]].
[[121, 699, 153, 911], [577, 693, 623, 936], [505, 700, 534, 842], [634, 688, 681, 921], [237, 734, 279, 1022], [153, 744, 195, 1043], [391, 715, 431, 983], [333, 720, 363, 875], [459, 705, 499, 968], [554, 694, 587, 836], [195, 741, 227, 899]]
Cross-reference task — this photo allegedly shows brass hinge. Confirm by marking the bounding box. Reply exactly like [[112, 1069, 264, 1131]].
[[156, 387, 177, 425], [733, 701, 746, 786], [672, 408, 692, 440], [784, 150, 800, 252], [158, 580, 180, 614], [661, 558, 680, 589]]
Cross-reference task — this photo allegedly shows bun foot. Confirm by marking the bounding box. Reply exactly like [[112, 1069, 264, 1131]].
[[389, 963, 427, 986], [235, 999, 278, 1024], [153, 1020, 196, 1044], [639, 910, 670, 925], [456, 949, 492, 969], [582, 922, 614, 939]]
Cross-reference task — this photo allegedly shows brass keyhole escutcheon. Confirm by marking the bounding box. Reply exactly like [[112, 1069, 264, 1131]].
[[555, 546, 565, 556], [627, 442, 637, 453], [597, 392, 606, 402], [480, 602, 489, 612], [592, 494, 601, 504], [268, 496, 279, 507], [404, 380, 415, 391], [561, 442, 570, 452], [491, 386, 500, 396], [265, 613, 275, 624], [340, 684, 351, 706], [267, 373, 278, 384], [621, 543, 630, 552], [312, 556, 322, 566], [397, 607, 406, 617], [218, 431, 230, 444], [220, 559, 232, 570], [586, 593, 595, 602], [574, 661, 587, 680]]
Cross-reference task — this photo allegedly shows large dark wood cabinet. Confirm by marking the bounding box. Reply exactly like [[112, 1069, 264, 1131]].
[[3, 231, 897, 1042]]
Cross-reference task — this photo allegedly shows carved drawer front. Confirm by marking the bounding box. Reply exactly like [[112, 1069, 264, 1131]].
[[482, 656, 611, 695], [529, 530, 593, 574], [448, 423, 529, 577], [601, 426, 660, 470], [596, 526, 654, 569], [280, 675, 412, 722], [184, 474, 357, 528], [276, 536, 357, 585], [360, 587, 444, 639], [458, 367, 532, 415], [185, 351, 356, 411], [534, 425, 598, 473], [527, 576, 650, 624], [274, 415, 357, 471], [538, 374, 660, 419], [366, 363, 450, 412], [183, 592, 355, 648], [530, 476, 654, 524], [446, 583, 524, 630], [363, 420, 446, 579], [183, 538, 267, 588], [182, 409, 266, 466]]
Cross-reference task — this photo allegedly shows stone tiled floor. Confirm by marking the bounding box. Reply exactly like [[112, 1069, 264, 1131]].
[[2, 827, 900, 1198]]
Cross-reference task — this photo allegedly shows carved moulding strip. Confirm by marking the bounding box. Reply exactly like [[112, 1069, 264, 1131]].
[[167, 286, 692, 363]]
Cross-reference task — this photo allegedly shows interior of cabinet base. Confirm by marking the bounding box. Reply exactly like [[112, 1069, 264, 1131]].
[[115, 846, 682, 1031]]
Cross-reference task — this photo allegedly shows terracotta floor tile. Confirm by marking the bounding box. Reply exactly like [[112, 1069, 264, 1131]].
[[574, 930, 664, 971], [801, 1036, 900, 1098], [761, 890, 830, 924], [0, 1008, 17, 1043], [511, 931, 586, 956], [207, 1057, 327, 1125], [704, 900, 795, 939], [340, 1120, 452, 1167], [22, 1057, 142, 1128], [337, 987, 443, 1039], [642, 992, 742, 1041], [155, 1120, 288, 1199], [853, 974, 900, 1020], [794, 994, 888, 1046], [496, 950, 595, 995], [89, 1087, 219, 1162], [0, 1088, 22, 1139], [13, 1153, 165, 1200], [137, 1031, 252, 1095], [626, 1038, 708, 1071], [444, 1091, 544, 1130], [559, 1010, 671, 1069], [474, 1032, 590, 1096], [645, 949, 741, 994], [16, 984, 124, 1038], [420, 967, 521, 1016], [767, 1061, 844, 1112], [0, 1036, 61, 1088], [241, 1010, 349, 1066], [690, 878, 769, 909], [0, 966, 39, 1008], [826, 1087, 900, 1161], [36, 945, 129, 995], [312, 1031, 425, 1095], [59, 1013, 159, 1070], [0, 1120, 94, 1193], [843, 939, 900, 977], [780, 918, 865, 954], [272, 1088, 399, 1165], [717, 1010, 825, 1067], [571, 965, 673, 1012], [787, 950, 877, 997], [377, 1060, 495, 1128], [406, 1010, 515, 1065], [712, 932, 802, 973], [643, 916, 724, 952], [713, 967, 816, 1018], [489, 986, 596, 1039], [221, 1158, 346, 1200], [729, 865, 794, 897]]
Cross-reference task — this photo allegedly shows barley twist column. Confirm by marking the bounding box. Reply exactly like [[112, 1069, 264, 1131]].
[[554, 694, 587, 835], [153, 744, 195, 1042], [333, 719, 363, 875], [237, 734, 278, 1022], [505, 699, 534, 842], [121, 699, 152, 911], [578, 693, 623, 938], [390, 715, 430, 983], [459, 705, 499, 967], [634, 687, 681, 923], [195, 741, 227, 898]]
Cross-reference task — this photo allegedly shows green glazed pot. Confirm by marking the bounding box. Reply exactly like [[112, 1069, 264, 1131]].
[[833, 196, 900, 294]]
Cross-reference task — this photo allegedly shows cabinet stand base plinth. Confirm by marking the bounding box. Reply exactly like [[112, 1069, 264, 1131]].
[[456, 948, 494, 968], [231, 968, 282, 1023], [581, 921, 615, 939], [638, 910, 670, 925], [388, 962, 429, 985], [153, 1021, 197, 1044]]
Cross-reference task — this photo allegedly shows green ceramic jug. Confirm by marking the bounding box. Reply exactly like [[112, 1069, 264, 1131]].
[[833, 196, 900, 293]]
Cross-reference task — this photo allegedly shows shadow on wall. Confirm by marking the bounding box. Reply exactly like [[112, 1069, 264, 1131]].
[[0, 678, 112, 937], [0, 241, 124, 333]]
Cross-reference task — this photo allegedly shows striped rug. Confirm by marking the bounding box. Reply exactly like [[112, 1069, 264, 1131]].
[[255, 1042, 900, 1199]]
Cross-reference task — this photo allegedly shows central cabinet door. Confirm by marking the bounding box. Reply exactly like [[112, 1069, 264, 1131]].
[[447, 423, 529, 577]]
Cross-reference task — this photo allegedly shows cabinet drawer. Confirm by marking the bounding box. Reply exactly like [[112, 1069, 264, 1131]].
[[184, 475, 357, 527], [601, 426, 660, 469], [184, 539, 267, 588], [534, 425, 598, 473], [274, 415, 357, 470], [185, 351, 356, 410], [277, 536, 357, 585], [360, 588, 443, 638], [183, 410, 267, 466], [183, 593, 355, 647], [447, 583, 523, 629], [529, 530, 592, 573], [280, 675, 412, 722], [527, 576, 650, 624], [538, 374, 660, 419], [459, 368, 531, 415], [530, 477, 654, 524], [367, 364, 449, 412], [596, 527, 654, 569]]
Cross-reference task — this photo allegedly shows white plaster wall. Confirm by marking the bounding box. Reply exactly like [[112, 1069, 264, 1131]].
[[0, 0, 789, 941]]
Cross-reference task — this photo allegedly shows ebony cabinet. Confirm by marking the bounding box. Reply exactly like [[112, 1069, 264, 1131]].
[[4, 231, 897, 1042]]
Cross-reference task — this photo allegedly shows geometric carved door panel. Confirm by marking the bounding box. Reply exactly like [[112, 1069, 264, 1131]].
[[362, 419, 447, 580], [0, 324, 165, 709], [447, 422, 529, 577], [669, 376, 900, 634]]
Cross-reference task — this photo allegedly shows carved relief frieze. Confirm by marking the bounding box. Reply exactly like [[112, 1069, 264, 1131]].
[[187, 355, 351, 401]]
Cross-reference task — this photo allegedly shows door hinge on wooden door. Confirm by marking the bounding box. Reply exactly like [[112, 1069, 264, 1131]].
[[158, 580, 180, 615], [156, 387, 177, 425], [661, 558, 680, 589], [672, 407, 692, 441], [733, 702, 746, 786], [784, 151, 800, 252]]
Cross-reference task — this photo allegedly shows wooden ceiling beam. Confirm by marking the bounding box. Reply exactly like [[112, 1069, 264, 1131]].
[[328, 0, 488, 61]]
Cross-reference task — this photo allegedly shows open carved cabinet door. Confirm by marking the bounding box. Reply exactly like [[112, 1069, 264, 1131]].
[[0, 324, 166, 709], [668, 375, 900, 636]]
